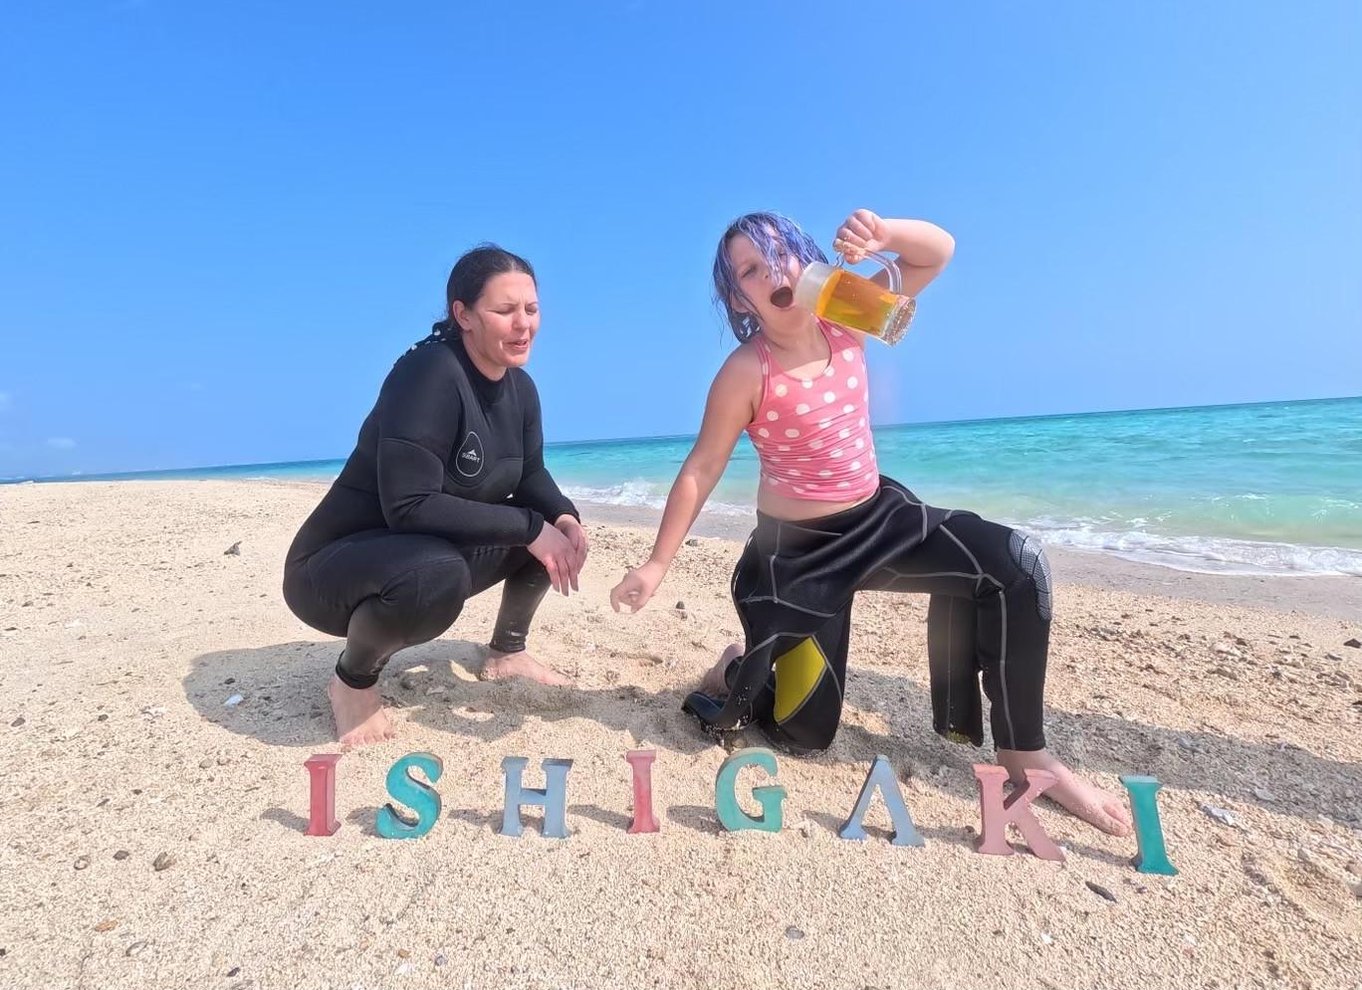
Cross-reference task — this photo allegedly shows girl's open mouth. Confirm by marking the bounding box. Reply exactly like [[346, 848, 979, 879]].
[[769, 287, 794, 308]]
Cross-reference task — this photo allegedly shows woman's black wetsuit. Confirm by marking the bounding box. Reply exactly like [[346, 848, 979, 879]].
[[283, 324, 577, 689]]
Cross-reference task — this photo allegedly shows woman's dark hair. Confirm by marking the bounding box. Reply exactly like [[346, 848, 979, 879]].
[[446, 243, 536, 320]]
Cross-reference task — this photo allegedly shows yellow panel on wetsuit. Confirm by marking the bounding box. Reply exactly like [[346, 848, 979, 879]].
[[774, 637, 829, 724]]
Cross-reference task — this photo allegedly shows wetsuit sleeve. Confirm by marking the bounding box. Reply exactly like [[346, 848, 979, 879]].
[[375, 354, 545, 546], [508, 375, 580, 523]]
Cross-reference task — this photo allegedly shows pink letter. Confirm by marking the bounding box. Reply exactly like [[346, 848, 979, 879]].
[[972, 764, 1063, 861], [304, 753, 342, 837], [625, 749, 659, 833]]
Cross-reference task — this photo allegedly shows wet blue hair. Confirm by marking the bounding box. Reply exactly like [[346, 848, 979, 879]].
[[712, 212, 828, 343]]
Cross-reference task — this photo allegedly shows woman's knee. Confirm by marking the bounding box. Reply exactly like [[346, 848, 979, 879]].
[[380, 554, 473, 638], [281, 565, 349, 638]]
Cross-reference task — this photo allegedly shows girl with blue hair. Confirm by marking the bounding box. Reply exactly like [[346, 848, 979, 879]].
[[609, 208, 1132, 837]]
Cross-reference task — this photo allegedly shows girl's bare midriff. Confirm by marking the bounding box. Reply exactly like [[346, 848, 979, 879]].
[[756, 486, 876, 522]]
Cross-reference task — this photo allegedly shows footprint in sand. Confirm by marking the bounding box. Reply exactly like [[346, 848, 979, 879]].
[[1240, 848, 1362, 924]]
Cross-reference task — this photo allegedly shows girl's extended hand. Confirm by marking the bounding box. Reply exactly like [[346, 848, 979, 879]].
[[609, 560, 666, 613]]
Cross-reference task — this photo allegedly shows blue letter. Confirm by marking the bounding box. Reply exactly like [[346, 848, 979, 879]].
[[715, 747, 786, 832], [1121, 775, 1178, 875], [839, 755, 925, 847], [501, 757, 574, 839], [376, 752, 443, 840]]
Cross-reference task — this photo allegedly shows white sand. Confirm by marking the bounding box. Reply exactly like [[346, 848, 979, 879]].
[[1, 480, 1359, 989]]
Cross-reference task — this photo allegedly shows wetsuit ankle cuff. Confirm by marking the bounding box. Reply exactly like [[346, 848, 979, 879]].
[[334, 660, 379, 691]]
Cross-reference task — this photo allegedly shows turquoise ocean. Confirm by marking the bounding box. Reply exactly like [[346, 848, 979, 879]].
[[10, 397, 1361, 577]]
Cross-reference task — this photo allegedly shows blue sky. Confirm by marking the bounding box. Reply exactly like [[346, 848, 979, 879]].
[[1, 2, 1358, 479]]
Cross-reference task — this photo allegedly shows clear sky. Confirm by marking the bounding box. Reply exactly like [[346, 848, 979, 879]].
[[2, 2, 1358, 479]]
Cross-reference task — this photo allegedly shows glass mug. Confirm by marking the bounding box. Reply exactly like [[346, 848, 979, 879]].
[[791, 250, 916, 345]]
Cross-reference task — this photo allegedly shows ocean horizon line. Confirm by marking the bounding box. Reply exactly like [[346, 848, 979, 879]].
[[3, 393, 1357, 485]]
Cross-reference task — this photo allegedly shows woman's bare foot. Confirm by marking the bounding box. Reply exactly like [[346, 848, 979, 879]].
[[699, 642, 744, 697], [997, 748, 1133, 837], [327, 674, 395, 748], [479, 649, 572, 686]]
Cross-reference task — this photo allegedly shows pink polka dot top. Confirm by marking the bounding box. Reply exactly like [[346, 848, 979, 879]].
[[745, 319, 879, 502]]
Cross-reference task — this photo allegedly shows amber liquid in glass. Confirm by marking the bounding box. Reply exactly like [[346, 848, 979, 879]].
[[814, 269, 915, 343]]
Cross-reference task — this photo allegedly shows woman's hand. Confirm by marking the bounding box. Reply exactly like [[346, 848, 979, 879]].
[[553, 514, 589, 582], [833, 208, 892, 264], [528, 522, 580, 596], [609, 560, 667, 613]]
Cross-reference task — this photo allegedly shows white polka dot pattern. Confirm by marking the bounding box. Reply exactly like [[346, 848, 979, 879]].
[[744, 320, 878, 501]]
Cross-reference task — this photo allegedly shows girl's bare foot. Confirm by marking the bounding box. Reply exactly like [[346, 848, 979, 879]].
[[480, 649, 572, 686], [327, 674, 395, 748], [699, 642, 744, 697], [997, 748, 1133, 837]]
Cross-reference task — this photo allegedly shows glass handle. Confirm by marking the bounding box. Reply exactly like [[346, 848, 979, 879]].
[[864, 250, 902, 294], [835, 249, 903, 294]]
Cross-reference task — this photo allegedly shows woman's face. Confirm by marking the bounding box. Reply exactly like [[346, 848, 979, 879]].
[[453, 272, 540, 375], [726, 232, 804, 332]]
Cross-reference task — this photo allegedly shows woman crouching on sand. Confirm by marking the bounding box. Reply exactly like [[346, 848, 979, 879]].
[[283, 245, 587, 747]]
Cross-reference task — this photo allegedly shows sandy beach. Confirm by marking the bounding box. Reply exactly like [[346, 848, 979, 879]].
[[1, 479, 1360, 990]]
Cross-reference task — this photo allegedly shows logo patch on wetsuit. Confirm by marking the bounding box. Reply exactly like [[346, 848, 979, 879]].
[[455, 432, 484, 478]]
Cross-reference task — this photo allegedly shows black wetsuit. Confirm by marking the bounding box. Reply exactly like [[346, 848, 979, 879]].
[[283, 325, 577, 689], [683, 477, 1053, 753]]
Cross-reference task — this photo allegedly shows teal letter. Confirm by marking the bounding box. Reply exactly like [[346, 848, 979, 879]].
[[501, 757, 574, 839], [715, 747, 786, 832], [1120, 775, 1178, 875], [376, 752, 443, 840], [839, 755, 925, 847]]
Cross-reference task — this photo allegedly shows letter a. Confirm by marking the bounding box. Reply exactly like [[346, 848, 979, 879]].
[[839, 755, 925, 847]]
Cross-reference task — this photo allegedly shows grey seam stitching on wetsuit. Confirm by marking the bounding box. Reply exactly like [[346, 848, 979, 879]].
[[945, 597, 954, 736], [873, 569, 985, 584], [936, 522, 1016, 750], [743, 631, 787, 659], [878, 484, 932, 544], [737, 594, 838, 619], [770, 524, 784, 605], [783, 524, 844, 537], [882, 486, 926, 510]]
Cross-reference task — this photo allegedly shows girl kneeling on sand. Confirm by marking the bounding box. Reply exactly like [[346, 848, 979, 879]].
[[610, 207, 1131, 837]]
